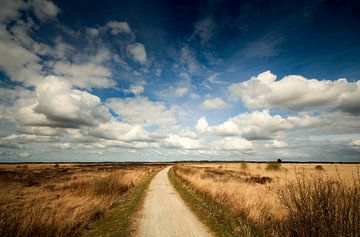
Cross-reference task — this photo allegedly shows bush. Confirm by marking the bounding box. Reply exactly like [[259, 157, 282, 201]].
[[54, 163, 60, 168], [93, 173, 130, 196], [277, 175, 360, 237], [266, 162, 281, 171], [240, 162, 248, 170], [314, 165, 325, 171]]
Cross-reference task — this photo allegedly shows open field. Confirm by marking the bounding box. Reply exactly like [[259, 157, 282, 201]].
[[0, 163, 163, 237], [172, 162, 360, 237]]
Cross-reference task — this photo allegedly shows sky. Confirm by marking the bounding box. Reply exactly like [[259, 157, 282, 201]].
[[0, 0, 360, 162]]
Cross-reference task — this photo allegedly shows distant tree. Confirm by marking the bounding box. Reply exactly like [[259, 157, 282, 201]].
[[277, 158, 282, 163]]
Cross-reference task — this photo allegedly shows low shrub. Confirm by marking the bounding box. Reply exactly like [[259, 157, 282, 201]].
[[314, 165, 325, 171], [265, 162, 281, 171]]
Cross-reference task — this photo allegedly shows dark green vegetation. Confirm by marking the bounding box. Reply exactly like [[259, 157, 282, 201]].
[[168, 167, 262, 237]]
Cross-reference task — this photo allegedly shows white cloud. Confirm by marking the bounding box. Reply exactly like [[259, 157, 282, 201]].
[[106, 97, 180, 127], [106, 21, 132, 35], [0, 25, 44, 86], [31, 0, 60, 21], [164, 134, 202, 150], [17, 126, 64, 136], [53, 143, 70, 149], [86, 120, 151, 142], [1, 134, 53, 142], [34, 76, 111, 128], [207, 73, 226, 85], [200, 97, 228, 110], [213, 137, 253, 151], [128, 85, 144, 95], [180, 46, 200, 74], [229, 71, 360, 113], [196, 110, 292, 140], [127, 43, 147, 65], [52, 49, 115, 89], [265, 140, 288, 148], [0, 0, 58, 23], [18, 152, 30, 158], [351, 140, 360, 146], [0, 0, 28, 23], [175, 87, 189, 97]]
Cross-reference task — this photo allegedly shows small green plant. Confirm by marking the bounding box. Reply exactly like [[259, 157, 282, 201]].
[[266, 162, 281, 171], [315, 165, 325, 171]]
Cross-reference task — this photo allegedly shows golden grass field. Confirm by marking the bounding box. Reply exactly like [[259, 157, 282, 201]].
[[173, 162, 360, 236], [0, 163, 163, 237]]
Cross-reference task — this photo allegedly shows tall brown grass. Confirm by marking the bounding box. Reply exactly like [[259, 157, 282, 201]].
[[93, 173, 133, 196], [173, 164, 360, 236], [0, 164, 159, 237], [277, 174, 360, 237]]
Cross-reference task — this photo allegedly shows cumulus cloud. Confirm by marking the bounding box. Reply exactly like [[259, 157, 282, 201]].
[[200, 97, 228, 110], [196, 110, 292, 140], [106, 97, 181, 127], [85, 119, 151, 142], [52, 49, 115, 89], [33, 76, 111, 128], [0, 0, 62, 87], [0, 25, 43, 86], [229, 71, 360, 113], [127, 43, 147, 65], [164, 134, 202, 150], [213, 137, 253, 151]]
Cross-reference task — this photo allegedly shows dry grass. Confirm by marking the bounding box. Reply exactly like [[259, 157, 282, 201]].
[[277, 174, 360, 237], [173, 163, 360, 236], [0, 163, 161, 237]]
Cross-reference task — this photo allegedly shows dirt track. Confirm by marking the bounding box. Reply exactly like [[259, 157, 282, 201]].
[[135, 167, 212, 237]]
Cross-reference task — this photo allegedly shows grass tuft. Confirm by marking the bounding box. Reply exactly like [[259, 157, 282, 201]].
[[314, 165, 325, 171], [265, 162, 281, 171], [93, 173, 132, 196], [277, 175, 360, 236]]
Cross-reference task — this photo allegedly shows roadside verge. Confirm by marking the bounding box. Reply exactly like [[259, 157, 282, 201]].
[[168, 167, 262, 237], [83, 171, 158, 237]]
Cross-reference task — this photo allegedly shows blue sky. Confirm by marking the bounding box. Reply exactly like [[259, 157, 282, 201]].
[[0, 0, 359, 162]]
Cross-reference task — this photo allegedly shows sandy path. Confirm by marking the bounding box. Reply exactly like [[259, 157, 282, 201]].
[[135, 167, 213, 237]]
